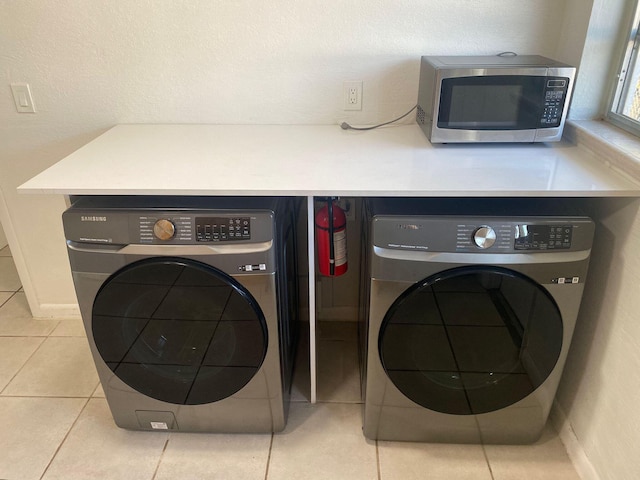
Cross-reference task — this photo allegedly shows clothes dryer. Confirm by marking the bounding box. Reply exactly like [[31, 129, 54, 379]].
[[63, 196, 299, 432], [359, 198, 594, 444]]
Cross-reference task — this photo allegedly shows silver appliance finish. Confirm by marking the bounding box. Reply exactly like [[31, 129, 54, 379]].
[[416, 55, 576, 143], [360, 199, 594, 444], [64, 196, 297, 433]]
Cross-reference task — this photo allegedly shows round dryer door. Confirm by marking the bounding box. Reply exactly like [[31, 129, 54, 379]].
[[379, 266, 563, 415], [91, 257, 268, 405]]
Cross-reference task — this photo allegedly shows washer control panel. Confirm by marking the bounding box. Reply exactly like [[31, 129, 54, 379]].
[[195, 216, 251, 242], [137, 215, 252, 243]]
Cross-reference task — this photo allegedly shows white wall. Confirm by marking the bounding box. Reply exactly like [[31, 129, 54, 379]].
[[556, 198, 640, 480], [551, 2, 640, 479], [0, 0, 569, 316], [8, 2, 640, 480], [0, 221, 6, 249]]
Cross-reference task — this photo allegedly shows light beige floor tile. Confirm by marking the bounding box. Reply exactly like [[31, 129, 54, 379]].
[[42, 398, 168, 480], [49, 317, 86, 337], [378, 440, 492, 480], [0, 291, 12, 306], [0, 292, 60, 336], [316, 337, 361, 403], [484, 425, 581, 480], [92, 382, 105, 398], [269, 402, 377, 480], [0, 397, 86, 480], [155, 432, 271, 480], [0, 336, 45, 391], [0, 256, 21, 291], [3, 336, 99, 397]]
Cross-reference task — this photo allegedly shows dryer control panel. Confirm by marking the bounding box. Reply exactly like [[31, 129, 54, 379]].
[[373, 215, 593, 254], [513, 224, 573, 250], [455, 223, 574, 251]]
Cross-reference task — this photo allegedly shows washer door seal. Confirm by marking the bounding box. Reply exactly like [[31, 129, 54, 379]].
[[378, 265, 563, 415], [92, 257, 268, 405]]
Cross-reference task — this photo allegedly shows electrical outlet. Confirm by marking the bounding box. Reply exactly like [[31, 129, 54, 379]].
[[343, 81, 362, 111]]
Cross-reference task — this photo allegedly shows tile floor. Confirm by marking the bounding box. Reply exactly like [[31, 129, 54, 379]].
[[0, 246, 581, 480]]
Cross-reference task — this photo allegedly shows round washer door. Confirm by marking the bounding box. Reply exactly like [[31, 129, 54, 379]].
[[92, 257, 268, 405], [379, 266, 563, 415]]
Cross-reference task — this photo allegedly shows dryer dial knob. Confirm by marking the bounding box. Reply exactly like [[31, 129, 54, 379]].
[[153, 219, 176, 241], [473, 226, 496, 249]]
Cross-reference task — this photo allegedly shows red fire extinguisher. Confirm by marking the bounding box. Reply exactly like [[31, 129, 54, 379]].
[[315, 198, 348, 276]]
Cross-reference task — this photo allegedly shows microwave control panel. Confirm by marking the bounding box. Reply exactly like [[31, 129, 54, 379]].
[[540, 78, 569, 127]]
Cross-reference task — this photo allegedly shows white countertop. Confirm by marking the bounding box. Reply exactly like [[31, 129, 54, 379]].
[[18, 124, 640, 197]]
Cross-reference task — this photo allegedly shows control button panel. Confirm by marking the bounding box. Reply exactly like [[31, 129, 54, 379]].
[[540, 78, 568, 127], [455, 222, 575, 252], [456, 223, 512, 251], [514, 225, 573, 250], [139, 216, 193, 243], [196, 217, 250, 242]]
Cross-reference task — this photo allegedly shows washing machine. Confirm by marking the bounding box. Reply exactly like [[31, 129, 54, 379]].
[[359, 198, 594, 444], [63, 196, 299, 432]]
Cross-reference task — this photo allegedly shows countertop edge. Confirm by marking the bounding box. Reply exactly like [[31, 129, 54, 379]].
[[17, 123, 640, 197]]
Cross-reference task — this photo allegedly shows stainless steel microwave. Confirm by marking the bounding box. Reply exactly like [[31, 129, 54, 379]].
[[416, 55, 576, 143]]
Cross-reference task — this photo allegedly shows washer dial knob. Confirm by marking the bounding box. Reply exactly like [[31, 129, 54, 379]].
[[153, 219, 176, 241], [473, 226, 496, 249]]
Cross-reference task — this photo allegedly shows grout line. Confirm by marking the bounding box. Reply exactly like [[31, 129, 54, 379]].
[[481, 444, 496, 480], [375, 439, 382, 480], [38, 396, 91, 480], [150, 436, 171, 480], [0, 290, 18, 309], [0, 335, 46, 395], [0, 394, 96, 400], [263, 433, 274, 480]]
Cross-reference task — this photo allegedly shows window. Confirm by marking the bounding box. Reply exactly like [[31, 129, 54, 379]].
[[609, 0, 640, 135]]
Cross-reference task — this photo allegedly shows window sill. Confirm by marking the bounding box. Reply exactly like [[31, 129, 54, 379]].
[[564, 120, 640, 184]]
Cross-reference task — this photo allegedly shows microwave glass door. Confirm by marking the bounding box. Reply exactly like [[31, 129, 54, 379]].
[[438, 76, 551, 130]]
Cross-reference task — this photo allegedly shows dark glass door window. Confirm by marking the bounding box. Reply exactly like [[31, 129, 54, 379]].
[[92, 257, 267, 405], [438, 76, 546, 130], [379, 266, 562, 415]]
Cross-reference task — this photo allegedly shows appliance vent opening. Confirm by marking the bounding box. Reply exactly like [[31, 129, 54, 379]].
[[417, 106, 426, 125]]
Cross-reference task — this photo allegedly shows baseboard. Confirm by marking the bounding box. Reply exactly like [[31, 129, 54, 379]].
[[32, 303, 81, 320], [550, 401, 600, 480]]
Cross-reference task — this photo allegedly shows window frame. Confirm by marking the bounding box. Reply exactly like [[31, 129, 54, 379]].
[[607, 0, 640, 136]]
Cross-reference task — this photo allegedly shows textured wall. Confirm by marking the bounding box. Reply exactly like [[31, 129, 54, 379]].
[[0, 0, 568, 313], [557, 198, 640, 480]]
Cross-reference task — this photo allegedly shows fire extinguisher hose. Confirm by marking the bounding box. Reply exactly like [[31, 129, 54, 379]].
[[328, 198, 335, 275]]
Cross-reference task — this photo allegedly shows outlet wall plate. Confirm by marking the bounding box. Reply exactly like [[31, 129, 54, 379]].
[[343, 81, 362, 111]]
